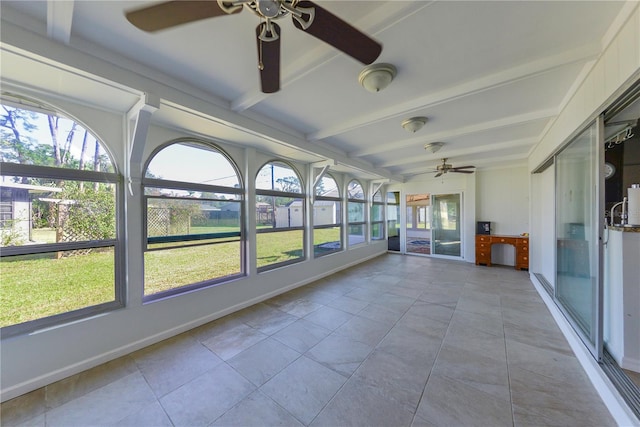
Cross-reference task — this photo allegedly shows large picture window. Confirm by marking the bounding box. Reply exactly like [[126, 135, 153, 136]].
[[0, 101, 121, 336], [313, 173, 342, 256], [143, 141, 243, 299], [255, 161, 305, 270], [347, 180, 366, 247]]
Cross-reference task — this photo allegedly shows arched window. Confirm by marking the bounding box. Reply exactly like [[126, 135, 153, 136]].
[[313, 173, 342, 256], [371, 189, 385, 240], [255, 161, 304, 270], [143, 141, 243, 298], [347, 180, 366, 247], [0, 99, 121, 336]]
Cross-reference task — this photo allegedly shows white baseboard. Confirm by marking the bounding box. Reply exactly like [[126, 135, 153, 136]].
[[621, 357, 640, 374]]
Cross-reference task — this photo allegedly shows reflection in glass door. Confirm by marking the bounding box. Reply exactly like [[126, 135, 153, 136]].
[[405, 194, 431, 255], [555, 120, 603, 360], [432, 193, 462, 258]]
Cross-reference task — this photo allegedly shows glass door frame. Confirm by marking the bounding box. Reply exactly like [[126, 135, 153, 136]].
[[553, 116, 605, 361], [430, 191, 464, 260]]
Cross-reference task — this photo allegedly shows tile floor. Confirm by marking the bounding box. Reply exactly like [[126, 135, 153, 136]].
[[1, 254, 616, 426]]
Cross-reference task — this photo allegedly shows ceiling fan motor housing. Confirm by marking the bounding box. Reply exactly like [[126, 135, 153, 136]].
[[257, 0, 282, 18]]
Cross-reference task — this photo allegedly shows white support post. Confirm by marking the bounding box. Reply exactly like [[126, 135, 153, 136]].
[[126, 92, 160, 194], [369, 179, 388, 208], [310, 159, 335, 204], [123, 92, 158, 308]]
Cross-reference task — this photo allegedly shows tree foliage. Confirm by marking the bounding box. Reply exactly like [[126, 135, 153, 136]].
[[58, 183, 116, 240]]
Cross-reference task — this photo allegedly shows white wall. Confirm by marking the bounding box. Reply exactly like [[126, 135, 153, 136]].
[[476, 167, 529, 266]]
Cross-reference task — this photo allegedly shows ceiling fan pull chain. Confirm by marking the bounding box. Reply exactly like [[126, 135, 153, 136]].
[[258, 19, 264, 70]]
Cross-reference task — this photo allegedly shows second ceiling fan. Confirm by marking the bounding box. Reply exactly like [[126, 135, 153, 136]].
[[431, 158, 476, 178], [125, 0, 383, 93]]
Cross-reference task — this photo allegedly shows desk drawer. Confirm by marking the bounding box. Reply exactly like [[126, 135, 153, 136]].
[[516, 254, 529, 270], [493, 236, 516, 245], [476, 242, 490, 250], [476, 235, 491, 243]]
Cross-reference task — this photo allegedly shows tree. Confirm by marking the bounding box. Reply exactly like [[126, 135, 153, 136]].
[[47, 115, 62, 166], [1, 106, 43, 183], [275, 176, 301, 193]]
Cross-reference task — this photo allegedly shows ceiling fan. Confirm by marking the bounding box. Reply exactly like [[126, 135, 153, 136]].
[[125, 0, 383, 94], [431, 158, 476, 178]]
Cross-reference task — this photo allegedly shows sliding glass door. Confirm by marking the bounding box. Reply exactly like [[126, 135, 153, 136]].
[[431, 193, 462, 258], [555, 120, 603, 360]]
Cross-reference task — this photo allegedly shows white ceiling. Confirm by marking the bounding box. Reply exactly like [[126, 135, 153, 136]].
[[0, 0, 632, 181]]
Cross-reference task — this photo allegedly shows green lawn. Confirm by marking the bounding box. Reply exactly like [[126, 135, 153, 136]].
[[1, 250, 115, 327], [1, 228, 343, 328]]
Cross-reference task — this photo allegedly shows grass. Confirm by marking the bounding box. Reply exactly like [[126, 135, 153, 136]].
[[1, 228, 342, 327], [0, 250, 114, 327]]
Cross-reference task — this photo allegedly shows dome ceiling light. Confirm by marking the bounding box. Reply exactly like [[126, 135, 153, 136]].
[[424, 142, 444, 153], [358, 63, 397, 93], [401, 116, 428, 133]]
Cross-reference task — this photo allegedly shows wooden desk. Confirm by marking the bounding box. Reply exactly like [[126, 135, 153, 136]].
[[475, 234, 529, 270]]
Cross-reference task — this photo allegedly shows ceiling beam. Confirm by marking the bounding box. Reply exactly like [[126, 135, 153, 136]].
[[352, 108, 557, 158], [47, 0, 74, 45], [307, 44, 599, 142]]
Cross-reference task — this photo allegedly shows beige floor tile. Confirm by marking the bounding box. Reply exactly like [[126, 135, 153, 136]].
[[45, 372, 156, 427], [277, 298, 324, 317], [202, 323, 268, 360], [211, 390, 304, 427], [333, 314, 395, 346], [306, 333, 373, 376], [354, 349, 431, 409], [160, 363, 255, 427], [133, 334, 223, 397], [509, 366, 615, 426], [431, 343, 510, 402], [326, 295, 369, 314], [272, 318, 331, 353], [0, 388, 45, 426], [227, 337, 300, 386], [45, 355, 138, 409], [260, 356, 347, 425], [303, 305, 353, 330], [415, 373, 513, 427], [311, 377, 415, 427], [240, 303, 298, 335], [112, 401, 173, 427]]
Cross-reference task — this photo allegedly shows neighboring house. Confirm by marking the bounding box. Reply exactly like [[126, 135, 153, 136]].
[[0, 182, 61, 244]]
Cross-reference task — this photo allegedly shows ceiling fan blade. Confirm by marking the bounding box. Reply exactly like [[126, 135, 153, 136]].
[[451, 169, 475, 174], [126, 0, 241, 32], [257, 22, 281, 93], [451, 165, 475, 169], [291, 1, 382, 65], [434, 172, 443, 178]]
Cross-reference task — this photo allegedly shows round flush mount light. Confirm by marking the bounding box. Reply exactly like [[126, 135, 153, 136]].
[[358, 63, 397, 93], [401, 116, 428, 133], [424, 142, 445, 153]]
